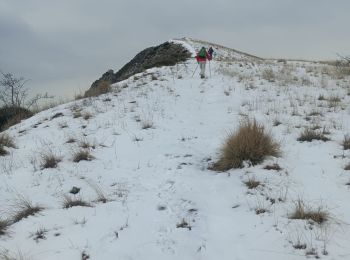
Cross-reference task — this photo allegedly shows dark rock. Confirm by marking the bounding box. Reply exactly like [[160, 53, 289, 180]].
[[88, 41, 191, 94], [69, 186, 81, 195]]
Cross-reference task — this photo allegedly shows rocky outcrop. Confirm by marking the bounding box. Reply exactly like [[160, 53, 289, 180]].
[[88, 41, 191, 92]]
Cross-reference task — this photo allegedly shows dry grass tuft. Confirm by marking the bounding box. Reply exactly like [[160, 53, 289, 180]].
[[0, 134, 15, 148], [0, 145, 8, 156], [244, 177, 261, 189], [211, 119, 280, 171], [82, 112, 93, 120], [66, 137, 76, 144], [264, 163, 282, 171], [0, 219, 10, 236], [344, 163, 350, 171], [84, 80, 111, 98], [79, 139, 95, 149], [297, 128, 330, 142], [262, 68, 276, 82], [40, 152, 61, 169], [0, 249, 31, 260], [141, 120, 154, 130], [11, 197, 44, 224], [63, 195, 91, 209], [0, 134, 15, 156], [343, 135, 350, 150], [73, 149, 94, 162], [289, 199, 329, 224]]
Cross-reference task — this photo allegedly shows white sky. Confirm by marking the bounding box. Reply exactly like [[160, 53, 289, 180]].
[[1, 0, 349, 99]]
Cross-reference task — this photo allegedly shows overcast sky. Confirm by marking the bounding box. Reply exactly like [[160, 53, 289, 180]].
[[1, 0, 349, 99]]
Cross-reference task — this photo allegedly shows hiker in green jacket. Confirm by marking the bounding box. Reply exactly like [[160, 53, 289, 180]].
[[196, 47, 212, 78]]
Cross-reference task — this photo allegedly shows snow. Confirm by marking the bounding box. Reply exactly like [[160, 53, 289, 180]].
[[1, 38, 350, 259]]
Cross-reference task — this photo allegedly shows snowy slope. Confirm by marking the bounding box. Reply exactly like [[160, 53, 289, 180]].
[[1, 39, 350, 259]]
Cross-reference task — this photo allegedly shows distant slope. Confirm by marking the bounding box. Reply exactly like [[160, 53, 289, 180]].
[[175, 37, 263, 61]]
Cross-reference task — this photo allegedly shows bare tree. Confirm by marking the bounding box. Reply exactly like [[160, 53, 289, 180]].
[[0, 71, 53, 109]]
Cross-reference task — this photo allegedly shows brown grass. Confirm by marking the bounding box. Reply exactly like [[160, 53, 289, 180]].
[[11, 197, 44, 224], [84, 80, 111, 98], [343, 135, 350, 150], [344, 163, 350, 170], [262, 68, 276, 82], [244, 177, 261, 189], [73, 149, 94, 162], [289, 199, 329, 224], [0, 134, 15, 148], [63, 195, 91, 209], [0, 219, 10, 236], [211, 119, 280, 171], [297, 128, 330, 142], [0, 134, 15, 156], [40, 152, 61, 169], [264, 163, 282, 171]]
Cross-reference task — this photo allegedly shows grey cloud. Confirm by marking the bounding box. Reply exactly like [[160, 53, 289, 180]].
[[0, 0, 349, 98]]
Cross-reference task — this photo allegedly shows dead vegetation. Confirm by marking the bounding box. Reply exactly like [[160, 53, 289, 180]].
[[297, 128, 330, 142], [289, 199, 329, 224], [40, 150, 61, 169], [73, 149, 94, 162], [10, 197, 44, 224], [0, 133, 15, 156], [0, 219, 10, 236], [211, 119, 280, 171], [342, 135, 350, 150], [63, 195, 91, 209], [264, 163, 282, 171], [84, 80, 111, 98], [244, 177, 261, 189]]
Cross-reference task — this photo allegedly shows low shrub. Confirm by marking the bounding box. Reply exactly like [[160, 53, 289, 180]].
[[343, 135, 350, 150], [211, 119, 280, 171], [0, 219, 10, 236], [289, 199, 329, 224], [63, 195, 91, 208], [40, 152, 61, 169], [73, 149, 94, 162], [297, 128, 330, 142], [11, 197, 44, 223], [84, 80, 111, 98]]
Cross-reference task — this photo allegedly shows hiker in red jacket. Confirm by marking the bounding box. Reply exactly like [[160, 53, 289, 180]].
[[196, 47, 212, 78]]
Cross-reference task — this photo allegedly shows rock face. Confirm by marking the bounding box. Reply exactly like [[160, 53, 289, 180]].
[[88, 41, 191, 92]]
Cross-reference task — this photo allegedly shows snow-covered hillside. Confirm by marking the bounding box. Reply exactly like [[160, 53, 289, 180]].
[[1, 39, 350, 259]]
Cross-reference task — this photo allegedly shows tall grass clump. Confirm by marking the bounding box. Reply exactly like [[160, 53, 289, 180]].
[[0, 134, 15, 156], [289, 199, 329, 224], [211, 119, 280, 171], [10, 197, 44, 223], [84, 80, 111, 98]]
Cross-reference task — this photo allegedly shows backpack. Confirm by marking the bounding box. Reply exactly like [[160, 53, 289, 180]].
[[198, 48, 206, 58]]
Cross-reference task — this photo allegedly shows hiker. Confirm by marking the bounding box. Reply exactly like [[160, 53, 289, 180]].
[[208, 47, 214, 58], [196, 47, 212, 78]]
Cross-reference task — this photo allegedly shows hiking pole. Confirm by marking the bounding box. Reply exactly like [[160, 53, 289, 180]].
[[192, 63, 198, 78], [209, 60, 212, 78]]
